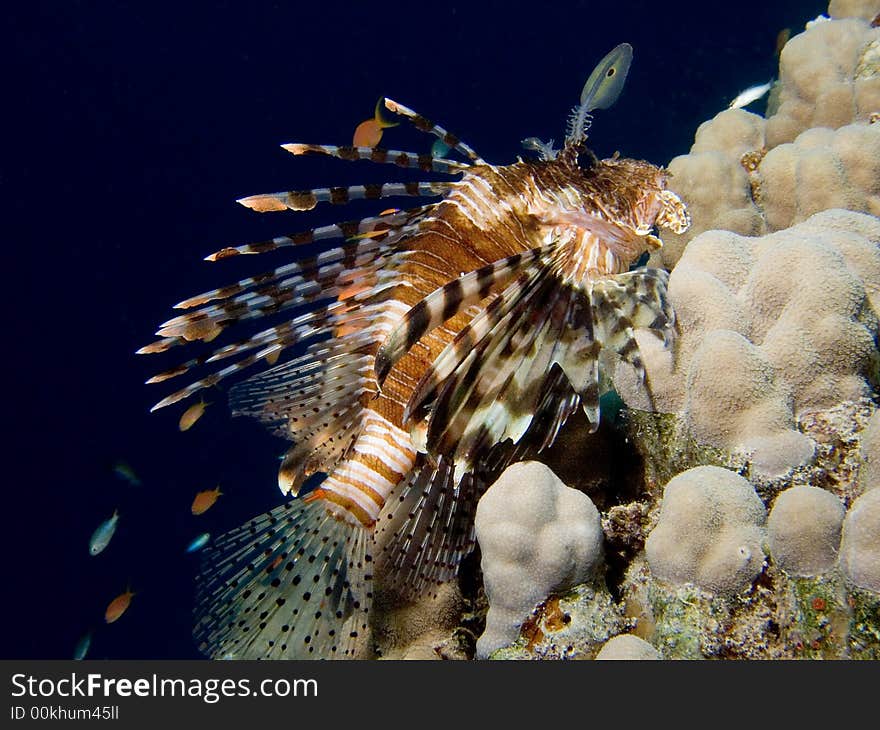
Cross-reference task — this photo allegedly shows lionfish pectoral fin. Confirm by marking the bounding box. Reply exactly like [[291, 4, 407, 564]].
[[411, 267, 603, 471], [194, 498, 371, 659], [230, 347, 372, 494], [590, 267, 674, 405], [375, 246, 550, 386], [373, 454, 481, 601]]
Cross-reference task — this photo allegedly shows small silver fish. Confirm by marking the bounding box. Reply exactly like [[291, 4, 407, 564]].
[[728, 81, 773, 110], [73, 632, 92, 660], [186, 532, 211, 553], [89, 509, 119, 556]]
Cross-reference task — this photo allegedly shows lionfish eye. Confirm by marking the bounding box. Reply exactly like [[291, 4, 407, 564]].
[[607, 68, 616, 77]]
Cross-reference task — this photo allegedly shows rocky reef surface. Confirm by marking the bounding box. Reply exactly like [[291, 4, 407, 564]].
[[367, 0, 880, 660]]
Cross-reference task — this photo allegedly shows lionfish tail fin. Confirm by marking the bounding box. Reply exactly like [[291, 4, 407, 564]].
[[195, 498, 372, 659]]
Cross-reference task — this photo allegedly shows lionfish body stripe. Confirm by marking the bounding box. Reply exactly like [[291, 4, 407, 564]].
[[144, 46, 689, 659]]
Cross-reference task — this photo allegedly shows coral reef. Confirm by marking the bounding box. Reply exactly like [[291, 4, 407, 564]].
[[655, 14, 880, 270], [368, 3, 880, 661], [765, 18, 880, 148], [473, 461, 604, 659], [859, 410, 880, 491], [615, 209, 880, 478], [767, 486, 845, 576]]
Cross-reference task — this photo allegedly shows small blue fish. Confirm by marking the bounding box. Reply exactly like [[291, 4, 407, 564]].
[[186, 532, 211, 553], [431, 138, 451, 159], [89, 509, 119, 556], [112, 460, 142, 486], [73, 632, 92, 660]]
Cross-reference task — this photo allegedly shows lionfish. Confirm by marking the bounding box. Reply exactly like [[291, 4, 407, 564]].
[[141, 43, 689, 659]]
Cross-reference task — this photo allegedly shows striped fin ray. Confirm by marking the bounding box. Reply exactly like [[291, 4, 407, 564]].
[[148, 299, 387, 411], [194, 499, 372, 659], [145, 234, 404, 410], [139, 221, 416, 356], [402, 263, 548, 428], [237, 181, 452, 214], [155, 246, 404, 341], [202, 206, 431, 261], [231, 349, 374, 495], [143, 300, 369, 385], [424, 275, 569, 470], [374, 455, 482, 600], [281, 143, 469, 175], [446, 282, 585, 467], [374, 246, 552, 385], [406, 267, 604, 478], [383, 98, 486, 165], [482, 364, 582, 474], [177, 236, 404, 311], [590, 267, 674, 388]]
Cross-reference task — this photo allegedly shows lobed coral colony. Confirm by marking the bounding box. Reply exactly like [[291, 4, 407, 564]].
[[395, 0, 880, 660], [147, 0, 880, 659], [469, 0, 880, 661]]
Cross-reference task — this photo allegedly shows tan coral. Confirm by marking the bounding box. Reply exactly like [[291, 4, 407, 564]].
[[595, 633, 660, 660], [767, 486, 846, 576], [860, 410, 880, 491], [473, 461, 604, 659], [829, 0, 880, 22], [657, 109, 767, 270], [766, 18, 880, 149], [645, 466, 767, 595], [758, 123, 880, 230], [614, 210, 880, 477], [839, 489, 880, 591], [655, 15, 880, 268]]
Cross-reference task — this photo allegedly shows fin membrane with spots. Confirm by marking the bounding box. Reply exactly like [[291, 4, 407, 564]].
[[194, 498, 371, 659]]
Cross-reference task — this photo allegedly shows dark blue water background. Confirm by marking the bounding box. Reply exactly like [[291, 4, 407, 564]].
[[6, 0, 827, 658]]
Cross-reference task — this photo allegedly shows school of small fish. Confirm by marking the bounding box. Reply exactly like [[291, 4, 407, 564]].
[[76, 451, 224, 657]]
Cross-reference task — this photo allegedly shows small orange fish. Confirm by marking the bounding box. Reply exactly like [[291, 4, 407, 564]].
[[352, 98, 398, 148], [191, 486, 223, 515], [264, 349, 281, 365], [775, 28, 790, 58], [105, 588, 135, 624], [178, 398, 210, 431]]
